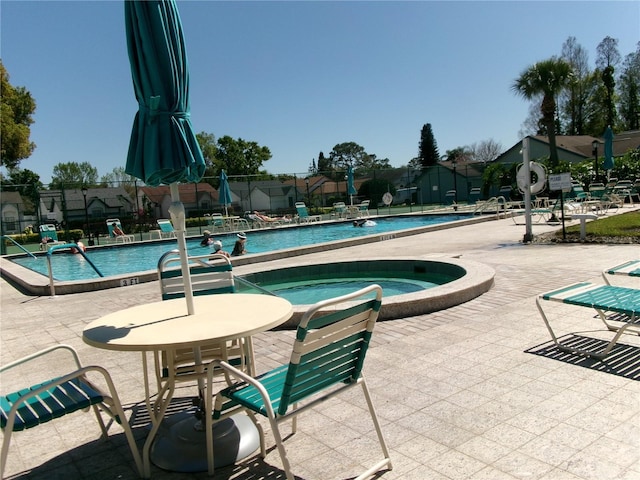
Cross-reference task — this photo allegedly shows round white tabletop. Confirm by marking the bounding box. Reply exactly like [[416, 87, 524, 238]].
[[83, 294, 293, 352]]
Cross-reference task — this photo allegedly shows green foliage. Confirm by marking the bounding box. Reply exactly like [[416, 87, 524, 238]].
[[565, 148, 640, 186], [0, 61, 36, 169], [215, 135, 271, 176], [481, 163, 506, 197], [513, 57, 573, 166], [418, 123, 439, 168], [1, 168, 43, 213], [51, 162, 99, 189]]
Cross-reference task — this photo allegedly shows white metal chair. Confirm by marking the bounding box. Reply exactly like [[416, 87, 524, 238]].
[[206, 284, 392, 480]]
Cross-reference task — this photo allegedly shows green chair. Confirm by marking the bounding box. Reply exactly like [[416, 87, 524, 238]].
[[156, 218, 177, 238], [294, 202, 321, 223], [0, 345, 143, 478], [206, 284, 392, 480], [156, 251, 249, 390], [333, 201, 348, 219], [537, 282, 640, 359]]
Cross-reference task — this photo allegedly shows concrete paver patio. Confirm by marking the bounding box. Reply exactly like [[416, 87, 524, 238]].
[[1, 212, 639, 480]]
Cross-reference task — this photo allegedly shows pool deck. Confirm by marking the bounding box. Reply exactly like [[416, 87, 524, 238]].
[[1, 209, 639, 479]]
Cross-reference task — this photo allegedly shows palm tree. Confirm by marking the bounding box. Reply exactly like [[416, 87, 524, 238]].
[[512, 58, 573, 167]]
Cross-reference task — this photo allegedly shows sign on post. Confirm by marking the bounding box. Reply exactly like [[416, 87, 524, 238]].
[[548, 173, 572, 192]]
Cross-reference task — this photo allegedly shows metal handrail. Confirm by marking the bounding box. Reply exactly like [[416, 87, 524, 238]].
[[47, 243, 104, 296], [0, 235, 37, 259]]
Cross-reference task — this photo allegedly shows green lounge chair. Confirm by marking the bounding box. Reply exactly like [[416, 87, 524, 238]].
[[294, 202, 320, 223], [603, 260, 640, 285], [156, 218, 177, 238], [537, 282, 640, 359]]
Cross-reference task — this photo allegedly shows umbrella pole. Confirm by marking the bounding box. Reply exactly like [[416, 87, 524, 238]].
[[169, 183, 195, 315]]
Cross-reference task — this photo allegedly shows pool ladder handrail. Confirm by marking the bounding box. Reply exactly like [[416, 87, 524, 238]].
[[47, 243, 104, 296], [1, 235, 37, 259]]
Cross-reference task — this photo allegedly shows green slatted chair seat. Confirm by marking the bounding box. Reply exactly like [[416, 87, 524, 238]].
[[542, 283, 640, 315], [1, 377, 103, 431], [0, 345, 143, 478], [606, 260, 640, 278], [537, 282, 640, 359]]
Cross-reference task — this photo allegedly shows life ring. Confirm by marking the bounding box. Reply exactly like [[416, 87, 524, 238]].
[[517, 161, 547, 195]]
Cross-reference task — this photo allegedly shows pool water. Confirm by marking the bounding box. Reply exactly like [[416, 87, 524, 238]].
[[11, 214, 466, 281], [258, 277, 437, 305]]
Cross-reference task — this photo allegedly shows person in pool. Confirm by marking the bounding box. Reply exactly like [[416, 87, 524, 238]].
[[231, 232, 247, 256], [353, 219, 377, 227], [200, 230, 214, 247], [212, 240, 230, 258]]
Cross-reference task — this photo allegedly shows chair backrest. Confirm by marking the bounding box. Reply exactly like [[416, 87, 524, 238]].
[[498, 185, 511, 201], [158, 251, 235, 300], [333, 202, 346, 212], [295, 202, 309, 217], [358, 200, 370, 210], [38, 224, 58, 241], [157, 219, 174, 232], [277, 284, 382, 416], [468, 187, 481, 204], [445, 190, 457, 205], [106, 218, 123, 237]]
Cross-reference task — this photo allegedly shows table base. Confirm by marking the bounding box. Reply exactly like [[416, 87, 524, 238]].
[[150, 411, 260, 472]]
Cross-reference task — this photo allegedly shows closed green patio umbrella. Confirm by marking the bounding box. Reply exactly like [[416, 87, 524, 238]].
[[603, 126, 615, 177], [125, 0, 205, 315], [218, 170, 232, 217], [347, 165, 357, 205]]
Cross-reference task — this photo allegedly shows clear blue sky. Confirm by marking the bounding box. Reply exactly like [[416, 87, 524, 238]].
[[2, 1, 639, 184]]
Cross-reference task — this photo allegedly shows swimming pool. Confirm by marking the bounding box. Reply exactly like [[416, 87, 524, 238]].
[[10, 214, 470, 282], [236, 259, 494, 325]]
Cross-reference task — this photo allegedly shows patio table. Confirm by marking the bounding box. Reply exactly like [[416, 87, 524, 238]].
[[82, 293, 293, 478]]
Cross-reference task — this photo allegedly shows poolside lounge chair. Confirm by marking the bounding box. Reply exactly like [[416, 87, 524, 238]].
[[205, 213, 229, 232], [106, 218, 134, 243], [0, 344, 143, 478], [156, 219, 176, 238], [38, 224, 63, 250], [536, 282, 640, 359], [294, 202, 320, 223], [356, 199, 370, 217], [157, 252, 250, 389], [333, 201, 348, 219], [468, 187, 482, 205], [603, 260, 640, 285], [206, 284, 392, 480]]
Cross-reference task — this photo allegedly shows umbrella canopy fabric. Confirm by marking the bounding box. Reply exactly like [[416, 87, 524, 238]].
[[124, 0, 204, 316], [603, 126, 615, 171], [347, 165, 357, 204], [218, 170, 232, 216], [124, 0, 205, 186]]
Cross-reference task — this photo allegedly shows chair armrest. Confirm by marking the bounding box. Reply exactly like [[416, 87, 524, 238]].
[[1, 344, 82, 374], [205, 360, 276, 419]]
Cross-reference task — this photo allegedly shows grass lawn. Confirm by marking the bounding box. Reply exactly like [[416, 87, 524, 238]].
[[548, 210, 640, 243]]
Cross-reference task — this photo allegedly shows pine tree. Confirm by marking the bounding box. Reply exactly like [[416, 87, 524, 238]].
[[418, 123, 439, 168]]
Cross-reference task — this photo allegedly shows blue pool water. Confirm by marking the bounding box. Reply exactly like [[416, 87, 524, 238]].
[[261, 277, 437, 305], [12, 214, 466, 281]]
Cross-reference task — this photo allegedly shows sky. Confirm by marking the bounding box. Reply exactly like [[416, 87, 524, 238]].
[[2, 1, 639, 184]]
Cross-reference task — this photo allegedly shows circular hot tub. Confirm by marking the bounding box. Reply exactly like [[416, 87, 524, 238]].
[[237, 257, 494, 327]]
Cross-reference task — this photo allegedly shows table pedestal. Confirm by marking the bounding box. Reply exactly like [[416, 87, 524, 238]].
[[150, 411, 260, 472]]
